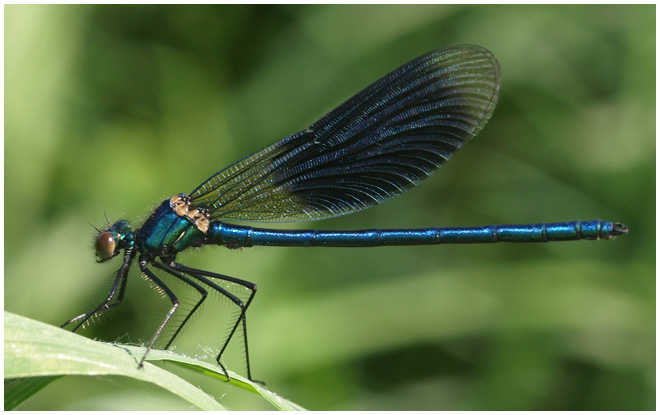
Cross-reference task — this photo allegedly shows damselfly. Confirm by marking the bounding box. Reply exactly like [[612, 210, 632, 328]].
[[62, 45, 627, 381]]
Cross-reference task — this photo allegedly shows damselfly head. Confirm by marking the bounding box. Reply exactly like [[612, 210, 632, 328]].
[[94, 220, 132, 262]]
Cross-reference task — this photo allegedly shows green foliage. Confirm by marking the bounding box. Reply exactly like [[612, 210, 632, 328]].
[[4, 312, 304, 410]]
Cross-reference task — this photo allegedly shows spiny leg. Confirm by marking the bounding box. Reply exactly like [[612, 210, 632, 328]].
[[138, 257, 183, 368], [61, 248, 135, 331], [171, 263, 252, 381], [170, 262, 257, 381], [151, 260, 209, 352]]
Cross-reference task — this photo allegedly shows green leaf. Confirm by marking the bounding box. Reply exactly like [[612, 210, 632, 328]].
[[4, 311, 305, 410], [5, 377, 61, 410]]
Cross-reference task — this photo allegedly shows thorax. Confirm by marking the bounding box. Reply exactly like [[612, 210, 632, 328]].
[[136, 194, 210, 261]]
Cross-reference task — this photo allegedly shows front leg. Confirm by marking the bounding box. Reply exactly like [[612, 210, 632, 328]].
[[61, 248, 135, 331]]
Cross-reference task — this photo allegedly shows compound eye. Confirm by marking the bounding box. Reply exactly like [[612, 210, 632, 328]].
[[95, 231, 116, 260]]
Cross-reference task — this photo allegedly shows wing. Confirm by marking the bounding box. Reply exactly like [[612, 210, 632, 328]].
[[189, 45, 501, 222]]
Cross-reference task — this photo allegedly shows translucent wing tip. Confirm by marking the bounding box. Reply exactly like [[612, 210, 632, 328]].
[[440, 44, 502, 137]]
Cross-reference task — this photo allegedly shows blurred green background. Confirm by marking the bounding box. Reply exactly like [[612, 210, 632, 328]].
[[5, 4, 654, 410]]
